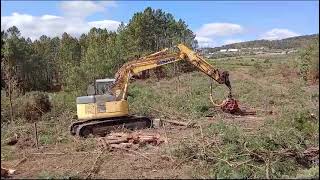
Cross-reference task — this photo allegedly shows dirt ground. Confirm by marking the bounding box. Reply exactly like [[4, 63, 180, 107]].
[[1, 113, 268, 179]]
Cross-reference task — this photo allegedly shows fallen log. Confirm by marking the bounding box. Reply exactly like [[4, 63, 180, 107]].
[[104, 138, 128, 144]]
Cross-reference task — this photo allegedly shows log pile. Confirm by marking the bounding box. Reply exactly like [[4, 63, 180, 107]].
[[97, 132, 165, 150]]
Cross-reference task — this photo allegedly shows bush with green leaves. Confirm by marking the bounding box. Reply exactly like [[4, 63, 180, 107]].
[[299, 40, 319, 83]]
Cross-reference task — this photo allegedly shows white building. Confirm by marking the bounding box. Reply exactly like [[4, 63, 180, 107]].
[[228, 49, 239, 52], [220, 49, 227, 52]]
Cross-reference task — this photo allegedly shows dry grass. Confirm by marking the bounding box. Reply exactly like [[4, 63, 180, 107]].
[[1, 52, 319, 178]]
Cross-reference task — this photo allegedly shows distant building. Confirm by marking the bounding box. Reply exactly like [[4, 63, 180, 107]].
[[228, 49, 239, 52], [220, 49, 227, 52]]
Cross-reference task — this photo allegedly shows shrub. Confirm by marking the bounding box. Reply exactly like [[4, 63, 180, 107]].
[[15, 91, 52, 122], [263, 58, 270, 63], [299, 40, 319, 84]]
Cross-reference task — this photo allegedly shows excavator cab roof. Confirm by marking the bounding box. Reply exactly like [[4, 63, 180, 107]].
[[96, 78, 115, 83]]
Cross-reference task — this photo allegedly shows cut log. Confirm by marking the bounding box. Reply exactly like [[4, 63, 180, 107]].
[[104, 138, 128, 144], [110, 132, 128, 137], [97, 132, 165, 150]]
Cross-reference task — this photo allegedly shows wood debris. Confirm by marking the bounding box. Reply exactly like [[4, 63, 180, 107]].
[[5, 133, 20, 146], [160, 119, 196, 127], [1, 167, 16, 178], [97, 132, 165, 150]]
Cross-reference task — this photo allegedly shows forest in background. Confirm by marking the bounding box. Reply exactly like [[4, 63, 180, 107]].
[[204, 34, 319, 52], [1, 7, 198, 96]]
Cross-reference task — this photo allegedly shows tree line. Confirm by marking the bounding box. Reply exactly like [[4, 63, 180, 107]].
[[205, 34, 319, 52], [1, 7, 198, 96]]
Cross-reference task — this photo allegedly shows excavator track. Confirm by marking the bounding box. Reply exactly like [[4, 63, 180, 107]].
[[70, 116, 152, 137]]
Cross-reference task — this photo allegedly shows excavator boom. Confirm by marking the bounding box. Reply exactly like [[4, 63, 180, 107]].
[[111, 44, 232, 100], [71, 44, 233, 137]]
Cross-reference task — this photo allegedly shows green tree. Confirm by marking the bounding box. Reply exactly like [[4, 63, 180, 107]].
[[57, 32, 81, 91]]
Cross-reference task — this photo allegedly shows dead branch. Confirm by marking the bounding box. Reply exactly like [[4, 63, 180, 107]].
[[266, 158, 270, 179], [14, 157, 27, 168], [34, 122, 39, 149], [234, 159, 252, 168], [215, 157, 234, 167], [163, 122, 175, 162], [161, 118, 196, 127], [86, 150, 105, 179], [30, 151, 102, 156], [244, 142, 266, 162], [173, 156, 193, 170]]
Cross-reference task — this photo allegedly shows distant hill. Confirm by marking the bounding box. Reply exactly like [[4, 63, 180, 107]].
[[204, 34, 319, 52]]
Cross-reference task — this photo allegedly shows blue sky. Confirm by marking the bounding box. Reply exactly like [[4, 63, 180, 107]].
[[1, 1, 319, 47]]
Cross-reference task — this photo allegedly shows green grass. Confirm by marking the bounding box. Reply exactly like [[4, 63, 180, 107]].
[[173, 109, 318, 178], [126, 53, 318, 178], [1, 53, 318, 179]]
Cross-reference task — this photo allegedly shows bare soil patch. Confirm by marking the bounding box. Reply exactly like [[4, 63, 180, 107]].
[[1, 111, 269, 179]]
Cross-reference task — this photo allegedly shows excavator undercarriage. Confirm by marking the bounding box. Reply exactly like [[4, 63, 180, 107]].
[[70, 116, 152, 137]]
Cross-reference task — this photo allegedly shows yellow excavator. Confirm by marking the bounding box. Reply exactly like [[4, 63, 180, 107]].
[[70, 44, 232, 137]]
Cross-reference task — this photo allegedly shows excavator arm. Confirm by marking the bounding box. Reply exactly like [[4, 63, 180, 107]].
[[110, 44, 232, 101], [176, 44, 232, 93]]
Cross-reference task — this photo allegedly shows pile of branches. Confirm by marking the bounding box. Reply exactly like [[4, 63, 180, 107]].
[[174, 121, 319, 178]]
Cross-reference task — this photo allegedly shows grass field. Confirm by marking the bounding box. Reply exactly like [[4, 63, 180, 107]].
[[1, 53, 319, 178]]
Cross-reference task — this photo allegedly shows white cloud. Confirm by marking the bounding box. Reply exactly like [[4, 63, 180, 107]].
[[1, 1, 120, 40], [195, 36, 216, 48], [260, 28, 299, 40], [223, 39, 243, 45], [196, 23, 243, 37], [60, 1, 116, 18], [41, 15, 62, 20], [195, 22, 244, 47], [88, 20, 121, 32]]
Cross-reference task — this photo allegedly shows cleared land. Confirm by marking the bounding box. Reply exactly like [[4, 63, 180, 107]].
[[1, 53, 319, 178]]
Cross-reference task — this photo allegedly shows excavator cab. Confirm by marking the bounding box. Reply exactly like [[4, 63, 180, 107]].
[[87, 78, 115, 96], [72, 78, 151, 137], [76, 79, 128, 121]]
